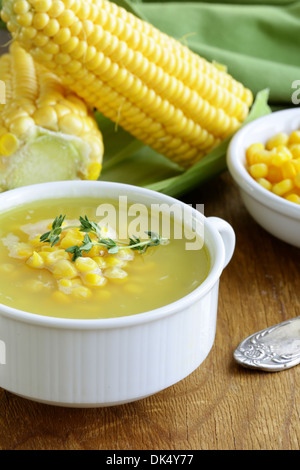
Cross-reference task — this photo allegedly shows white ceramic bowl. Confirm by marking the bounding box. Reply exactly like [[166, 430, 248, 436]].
[[227, 108, 300, 248], [0, 181, 235, 407]]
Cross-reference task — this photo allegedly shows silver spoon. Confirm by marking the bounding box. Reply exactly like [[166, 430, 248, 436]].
[[234, 316, 300, 371]]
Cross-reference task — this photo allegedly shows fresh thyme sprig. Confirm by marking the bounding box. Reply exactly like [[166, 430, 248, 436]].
[[39, 215, 66, 246], [40, 215, 166, 261]]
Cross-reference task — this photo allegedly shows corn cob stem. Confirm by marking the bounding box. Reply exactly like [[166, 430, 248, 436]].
[[1, 0, 253, 168], [0, 42, 104, 190]]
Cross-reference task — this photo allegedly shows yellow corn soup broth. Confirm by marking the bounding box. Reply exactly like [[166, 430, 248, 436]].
[[0, 198, 210, 319]]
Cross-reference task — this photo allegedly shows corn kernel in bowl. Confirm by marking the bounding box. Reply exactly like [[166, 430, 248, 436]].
[[246, 130, 300, 205]]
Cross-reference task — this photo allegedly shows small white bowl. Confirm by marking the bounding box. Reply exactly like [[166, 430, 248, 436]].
[[0, 181, 235, 407], [227, 108, 300, 248]]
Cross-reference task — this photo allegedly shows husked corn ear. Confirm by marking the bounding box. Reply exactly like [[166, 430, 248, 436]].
[[0, 42, 104, 191], [2, 0, 253, 168]]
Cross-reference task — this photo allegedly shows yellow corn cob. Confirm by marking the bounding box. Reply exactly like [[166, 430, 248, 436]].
[[0, 42, 103, 191], [1, 0, 253, 168]]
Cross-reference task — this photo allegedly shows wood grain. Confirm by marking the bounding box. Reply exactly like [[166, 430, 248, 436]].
[[0, 171, 299, 450]]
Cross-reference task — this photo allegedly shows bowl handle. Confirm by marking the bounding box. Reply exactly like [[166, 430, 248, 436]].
[[207, 217, 236, 269]]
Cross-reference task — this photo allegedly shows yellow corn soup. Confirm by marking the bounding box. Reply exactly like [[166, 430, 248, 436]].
[[0, 198, 210, 319]]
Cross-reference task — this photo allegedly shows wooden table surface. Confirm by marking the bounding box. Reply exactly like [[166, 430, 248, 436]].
[[0, 31, 299, 452]]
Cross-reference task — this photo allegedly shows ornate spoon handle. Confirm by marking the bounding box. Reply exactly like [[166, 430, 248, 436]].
[[234, 316, 300, 371]]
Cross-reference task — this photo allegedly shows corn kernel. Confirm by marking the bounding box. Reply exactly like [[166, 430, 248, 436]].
[[39, 249, 69, 264], [267, 166, 282, 183], [117, 248, 135, 261], [285, 193, 300, 204], [72, 285, 92, 300], [250, 149, 273, 165], [288, 130, 300, 146], [272, 179, 294, 196], [52, 259, 78, 279], [256, 177, 272, 191], [105, 255, 125, 267], [0, 133, 19, 156], [249, 163, 268, 179], [58, 278, 72, 288], [93, 256, 107, 268], [266, 132, 289, 150], [292, 159, 300, 173], [16, 243, 33, 259], [13, 0, 30, 15], [281, 160, 297, 179], [59, 113, 83, 136], [104, 266, 128, 280], [59, 230, 84, 249], [29, 235, 45, 247], [75, 256, 98, 272], [289, 145, 300, 159], [245, 143, 265, 165], [294, 173, 300, 189], [26, 250, 44, 268], [271, 151, 291, 167], [83, 272, 107, 287], [87, 162, 102, 180]]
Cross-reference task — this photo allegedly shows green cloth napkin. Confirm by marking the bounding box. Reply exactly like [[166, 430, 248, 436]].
[[1, 1, 299, 196]]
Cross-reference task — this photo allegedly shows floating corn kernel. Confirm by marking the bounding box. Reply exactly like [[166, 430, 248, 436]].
[[26, 250, 44, 268], [39, 249, 69, 264], [104, 266, 128, 280], [15, 243, 34, 259], [59, 229, 84, 249], [2, 0, 253, 169], [245, 128, 300, 205], [0, 42, 103, 192], [83, 272, 107, 287], [71, 285, 92, 300], [93, 256, 107, 269], [117, 248, 135, 261], [52, 259, 78, 279], [75, 256, 98, 272], [105, 255, 125, 267]]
